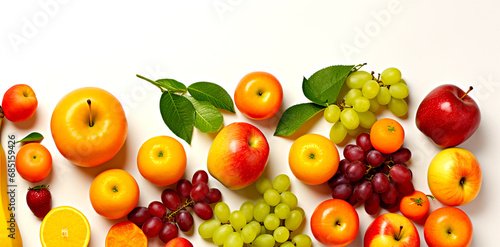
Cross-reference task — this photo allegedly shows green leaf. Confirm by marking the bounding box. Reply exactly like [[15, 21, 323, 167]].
[[274, 103, 325, 136], [188, 82, 235, 113], [15, 132, 44, 144], [156, 79, 187, 93], [302, 65, 356, 105], [185, 96, 223, 133], [159, 91, 195, 144]]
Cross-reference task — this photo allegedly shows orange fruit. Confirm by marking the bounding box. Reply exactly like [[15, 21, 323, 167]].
[[89, 169, 140, 219], [16, 143, 52, 182], [400, 190, 431, 220], [137, 136, 187, 186], [105, 221, 147, 247], [40, 206, 90, 247], [370, 118, 404, 154], [288, 133, 339, 185]]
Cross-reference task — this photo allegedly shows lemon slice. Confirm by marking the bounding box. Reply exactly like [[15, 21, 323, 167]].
[[40, 206, 91, 247]]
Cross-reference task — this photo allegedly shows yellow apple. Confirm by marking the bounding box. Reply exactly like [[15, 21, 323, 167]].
[[427, 147, 482, 206], [51, 87, 127, 167]]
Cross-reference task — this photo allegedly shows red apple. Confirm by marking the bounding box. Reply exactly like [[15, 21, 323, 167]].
[[364, 213, 420, 247], [310, 199, 359, 247], [424, 207, 473, 247], [2, 84, 38, 122], [415, 84, 480, 148], [207, 122, 269, 190], [165, 237, 193, 247]]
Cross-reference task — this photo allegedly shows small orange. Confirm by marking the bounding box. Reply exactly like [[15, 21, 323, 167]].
[[400, 190, 431, 220], [137, 136, 187, 186], [370, 118, 404, 154], [16, 143, 52, 182], [105, 221, 147, 247], [288, 133, 339, 185], [40, 206, 90, 247], [89, 169, 140, 219]]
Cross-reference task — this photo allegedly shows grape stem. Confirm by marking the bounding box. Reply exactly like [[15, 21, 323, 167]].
[[164, 198, 195, 221]]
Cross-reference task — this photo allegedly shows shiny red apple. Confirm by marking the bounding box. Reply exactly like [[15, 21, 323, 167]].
[[415, 84, 480, 148], [364, 213, 420, 247], [165, 237, 193, 247]]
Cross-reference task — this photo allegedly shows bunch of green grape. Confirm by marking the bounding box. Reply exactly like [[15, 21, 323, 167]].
[[198, 174, 312, 247], [326, 67, 409, 144]]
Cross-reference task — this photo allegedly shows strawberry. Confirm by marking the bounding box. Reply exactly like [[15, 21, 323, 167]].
[[26, 185, 52, 218]]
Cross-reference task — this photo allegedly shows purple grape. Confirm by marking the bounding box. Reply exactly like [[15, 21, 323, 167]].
[[190, 182, 209, 202], [396, 180, 415, 196], [142, 217, 163, 238], [389, 164, 412, 184], [380, 182, 398, 204], [161, 189, 182, 211], [192, 170, 209, 185], [366, 150, 384, 167], [328, 173, 350, 189], [345, 161, 365, 182], [148, 201, 167, 218], [353, 180, 373, 202], [127, 207, 151, 227], [205, 188, 222, 203], [159, 222, 178, 243], [343, 145, 365, 162], [364, 193, 380, 215], [372, 173, 390, 194], [193, 201, 214, 220], [347, 193, 359, 206], [356, 133, 372, 152], [176, 179, 192, 198], [339, 159, 351, 173], [392, 148, 412, 163], [331, 183, 353, 200], [176, 210, 194, 232]]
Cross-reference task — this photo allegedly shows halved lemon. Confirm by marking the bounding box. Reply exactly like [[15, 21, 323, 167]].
[[40, 206, 91, 247]]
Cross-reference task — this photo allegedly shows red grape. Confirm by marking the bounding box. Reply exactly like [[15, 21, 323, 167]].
[[205, 188, 222, 203], [344, 145, 365, 162], [353, 180, 373, 202], [148, 201, 166, 218], [192, 170, 209, 185], [193, 201, 214, 220], [127, 207, 151, 227], [392, 148, 411, 163], [176, 210, 194, 232], [366, 150, 384, 167], [345, 161, 365, 182], [159, 222, 179, 243], [190, 182, 209, 202], [161, 189, 182, 211], [331, 183, 352, 200], [372, 172, 389, 194], [339, 159, 350, 173], [356, 133, 372, 152], [396, 180, 415, 196], [389, 164, 412, 184], [364, 193, 380, 215], [142, 217, 163, 238], [176, 179, 192, 198], [380, 182, 398, 204], [328, 173, 350, 189]]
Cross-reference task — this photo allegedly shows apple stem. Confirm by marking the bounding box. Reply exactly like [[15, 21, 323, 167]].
[[87, 99, 94, 127], [396, 226, 403, 240], [460, 86, 473, 100]]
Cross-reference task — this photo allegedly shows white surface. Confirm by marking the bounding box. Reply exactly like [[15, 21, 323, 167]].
[[1, 1, 500, 246]]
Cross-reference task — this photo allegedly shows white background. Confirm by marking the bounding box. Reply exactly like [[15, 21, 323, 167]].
[[1, 1, 500, 246]]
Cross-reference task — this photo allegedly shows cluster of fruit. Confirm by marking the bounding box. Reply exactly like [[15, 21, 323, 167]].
[[127, 170, 221, 244], [326, 67, 409, 144], [198, 174, 312, 247]]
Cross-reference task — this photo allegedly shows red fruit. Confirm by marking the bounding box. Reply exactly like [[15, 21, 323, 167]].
[[26, 185, 52, 218]]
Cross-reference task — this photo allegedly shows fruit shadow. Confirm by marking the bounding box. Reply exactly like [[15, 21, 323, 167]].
[[10, 111, 38, 130]]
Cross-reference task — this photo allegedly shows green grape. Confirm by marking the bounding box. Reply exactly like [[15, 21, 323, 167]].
[[340, 108, 360, 130], [254, 200, 271, 222], [273, 226, 290, 243], [381, 67, 401, 85], [399, 79, 407, 85], [253, 234, 276, 247], [369, 98, 380, 112], [263, 189, 280, 206], [362, 80, 380, 99], [224, 232, 244, 247], [353, 96, 370, 112], [292, 234, 312, 247], [272, 174, 291, 193], [255, 177, 273, 195], [213, 225, 234, 245], [284, 210, 303, 231], [294, 207, 306, 219], [346, 127, 363, 137], [389, 83, 409, 99], [248, 220, 261, 233], [358, 111, 377, 129], [388, 98, 408, 116], [377, 87, 391, 105], [345, 71, 372, 89], [198, 218, 221, 239], [263, 213, 280, 230], [344, 88, 362, 106], [241, 223, 259, 244], [280, 241, 295, 247], [259, 225, 267, 235], [329, 121, 348, 144], [279, 191, 298, 210], [239, 201, 255, 223], [274, 203, 291, 219], [323, 104, 341, 123], [230, 210, 247, 231], [215, 202, 231, 223]]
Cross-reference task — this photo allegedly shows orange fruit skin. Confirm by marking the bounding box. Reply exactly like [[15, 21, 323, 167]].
[[137, 136, 187, 186], [105, 221, 147, 247], [2, 84, 38, 122], [234, 71, 283, 120], [370, 118, 405, 154], [424, 207, 473, 247], [89, 169, 139, 219], [16, 143, 52, 182], [288, 134, 339, 185], [400, 190, 430, 220]]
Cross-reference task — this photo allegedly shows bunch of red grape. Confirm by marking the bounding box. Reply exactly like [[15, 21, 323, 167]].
[[328, 133, 414, 215], [127, 170, 222, 243]]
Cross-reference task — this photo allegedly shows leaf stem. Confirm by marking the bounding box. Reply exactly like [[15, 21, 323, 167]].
[[136, 74, 165, 92]]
